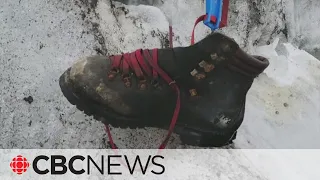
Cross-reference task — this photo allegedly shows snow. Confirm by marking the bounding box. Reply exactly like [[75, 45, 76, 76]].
[[285, 0, 320, 58], [238, 38, 320, 148], [1, 0, 320, 153]]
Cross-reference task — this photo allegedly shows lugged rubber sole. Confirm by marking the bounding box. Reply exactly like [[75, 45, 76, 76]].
[[59, 70, 238, 148]]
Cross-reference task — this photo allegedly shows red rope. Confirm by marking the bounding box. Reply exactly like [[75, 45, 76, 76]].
[[169, 25, 173, 48], [191, 15, 207, 45]]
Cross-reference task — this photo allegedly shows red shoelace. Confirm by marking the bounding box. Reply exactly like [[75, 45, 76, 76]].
[[104, 14, 208, 149]]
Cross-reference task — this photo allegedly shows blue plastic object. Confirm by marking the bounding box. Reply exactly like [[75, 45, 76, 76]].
[[204, 0, 224, 30]]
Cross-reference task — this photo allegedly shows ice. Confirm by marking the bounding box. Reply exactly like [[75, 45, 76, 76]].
[[238, 39, 320, 148]]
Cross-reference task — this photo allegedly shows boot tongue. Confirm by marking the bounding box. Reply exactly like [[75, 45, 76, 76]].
[[156, 47, 207, 79], [173, 46, 211, 73]]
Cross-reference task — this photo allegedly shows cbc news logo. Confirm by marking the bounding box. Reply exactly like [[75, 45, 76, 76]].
[[9, 154, 165, 176], [10, 155, 30, 175]]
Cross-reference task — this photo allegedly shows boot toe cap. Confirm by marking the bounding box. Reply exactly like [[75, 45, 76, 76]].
[[60, 55, 133, 115]]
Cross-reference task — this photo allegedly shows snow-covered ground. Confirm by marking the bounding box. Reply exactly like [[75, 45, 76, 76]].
[[1, 0, 319, 151]]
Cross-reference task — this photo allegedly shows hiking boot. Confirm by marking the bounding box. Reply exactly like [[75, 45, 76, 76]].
[[59, 32, 269, 147]]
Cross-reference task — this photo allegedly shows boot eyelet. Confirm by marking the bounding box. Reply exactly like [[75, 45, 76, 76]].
[[189, 89, 198, 96], [107, 69, 119, 81], [151, 79, 158, 85], [195, 73, 206, 80], [198, 61, 206, 68], [122, 75, 131, 88], [190, 69, 198, 76], [204, 64, 215, 72], [138, 79, 147, 90], [210, 53, 218, 60], [151, 79, 162, 90]]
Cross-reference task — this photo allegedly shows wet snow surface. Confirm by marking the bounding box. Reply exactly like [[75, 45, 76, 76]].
[[0, 0, 320, 150]]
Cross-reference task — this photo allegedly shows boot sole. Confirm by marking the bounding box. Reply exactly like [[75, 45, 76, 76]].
[[59, 70, 238, 147]]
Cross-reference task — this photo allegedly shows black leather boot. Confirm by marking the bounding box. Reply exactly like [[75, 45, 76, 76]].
[[59, 32, 269, 147]]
